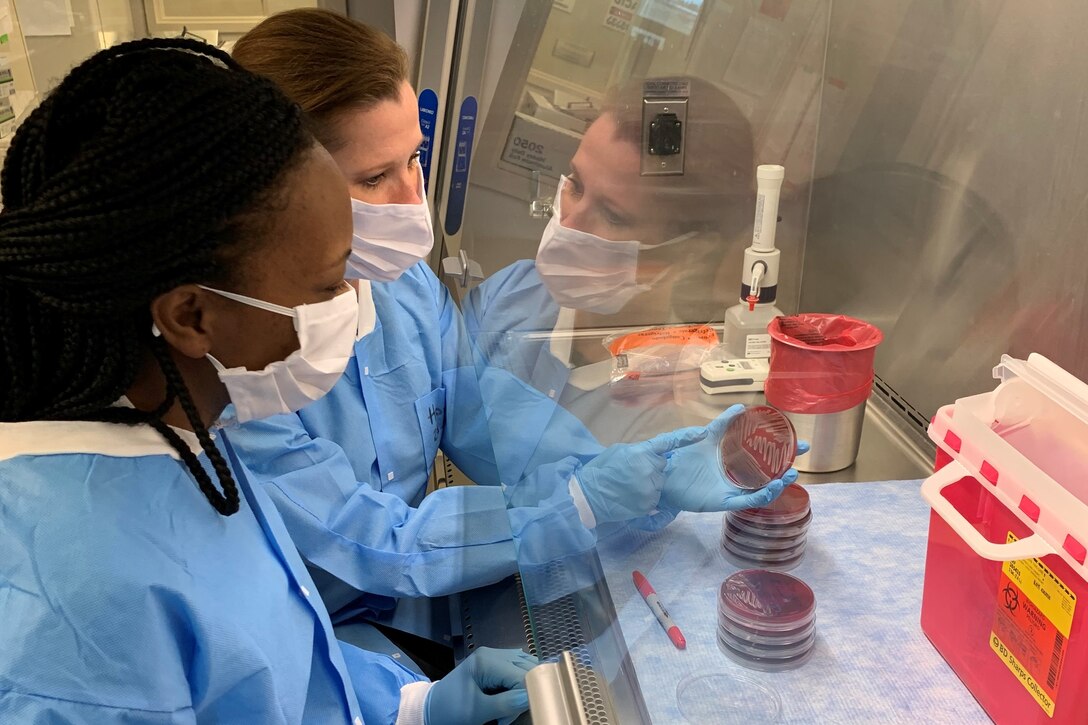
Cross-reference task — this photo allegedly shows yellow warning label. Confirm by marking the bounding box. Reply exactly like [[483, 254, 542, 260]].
[[990, 533, 1077, 717]]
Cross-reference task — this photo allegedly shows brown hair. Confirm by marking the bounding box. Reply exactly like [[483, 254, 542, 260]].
[[232, 8, 408, 149]]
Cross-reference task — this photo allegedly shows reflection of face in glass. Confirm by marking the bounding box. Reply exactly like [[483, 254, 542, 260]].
[[536, 112, 706, 317], [535, 173, 682, 314], [549, 79, 755, 326], [559, 114, 673, 246]]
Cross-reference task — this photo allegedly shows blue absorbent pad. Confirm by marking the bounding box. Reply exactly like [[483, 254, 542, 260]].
[[594, 480, 992, 724]]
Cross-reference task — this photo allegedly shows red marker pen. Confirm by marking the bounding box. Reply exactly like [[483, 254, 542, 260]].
[[632, 570, 686, 650]]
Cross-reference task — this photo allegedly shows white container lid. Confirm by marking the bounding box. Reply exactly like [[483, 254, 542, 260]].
[[923, 353, 1088, 579]]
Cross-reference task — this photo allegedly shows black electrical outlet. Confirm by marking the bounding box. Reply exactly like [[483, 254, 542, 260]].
[[648, 113, 682, 155]]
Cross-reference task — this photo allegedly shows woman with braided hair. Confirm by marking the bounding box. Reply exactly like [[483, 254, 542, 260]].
[[0, 39, 534, 724]]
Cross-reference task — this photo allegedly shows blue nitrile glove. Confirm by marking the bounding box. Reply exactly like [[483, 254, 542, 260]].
[[575, 426, 707, 525], [628, 504, 681, 532], [659, 404, 810, 513], [424, 647, 537, 725]]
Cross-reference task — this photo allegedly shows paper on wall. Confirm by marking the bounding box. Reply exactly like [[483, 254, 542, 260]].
[[14, 0, 73, 37]]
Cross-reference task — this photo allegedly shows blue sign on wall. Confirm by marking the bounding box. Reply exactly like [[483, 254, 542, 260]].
[[417, 89, 438, 194], [443, 96, 477, 237]]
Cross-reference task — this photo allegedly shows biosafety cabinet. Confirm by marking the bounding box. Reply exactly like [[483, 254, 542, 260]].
[[16, 1, 1088, 722]]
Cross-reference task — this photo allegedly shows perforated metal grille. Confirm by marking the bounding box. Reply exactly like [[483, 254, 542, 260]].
[[523, 561, 580, 654], [571, 654, 611, 725], [460, 595, 476, 653], [528, 592, 584, 658], [515, 574, 537, 658], [518, 565, 614, 724]]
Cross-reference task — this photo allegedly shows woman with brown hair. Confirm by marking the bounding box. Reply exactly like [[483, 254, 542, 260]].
[[227, 7, 793, 679]]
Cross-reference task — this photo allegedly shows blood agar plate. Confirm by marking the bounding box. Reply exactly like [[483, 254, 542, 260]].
[[723, 522, 807, 550], [722, 536, 807, 563], [719, 569, 816, 631], [721, 545, 805, 572], [718, 615, 815, 647], [731, 483, 810, 524], [717, 569, 817, 672], [718, 629, 816, 659], [727, 511, 812, 540], [717, 633, 815, 672], [719, 405, 797, 489]]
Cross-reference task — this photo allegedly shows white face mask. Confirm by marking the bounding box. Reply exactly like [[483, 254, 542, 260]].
[[200, 284, 368, 423], [347, 168, 434, 282], [534, 175, 695, 314]]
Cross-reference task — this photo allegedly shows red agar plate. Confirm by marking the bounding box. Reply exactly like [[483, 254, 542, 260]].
[[719, 405, 797, 490], [720, 569, 816, 631]]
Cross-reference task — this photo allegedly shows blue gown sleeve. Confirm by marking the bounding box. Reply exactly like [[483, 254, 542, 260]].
[[465, 261, 675, 535], [227, 414, 519, 599], [338, 641, 428, 725], [502, 457, 604, 605], [476, 364, 603, 483]]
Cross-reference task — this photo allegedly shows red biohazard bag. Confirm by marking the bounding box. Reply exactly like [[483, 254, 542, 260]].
[[764, 314, 883, 415]]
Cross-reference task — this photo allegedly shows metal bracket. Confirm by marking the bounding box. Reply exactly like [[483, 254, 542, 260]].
[[529, 170, 554, 219], [441, 248, 484, 290]]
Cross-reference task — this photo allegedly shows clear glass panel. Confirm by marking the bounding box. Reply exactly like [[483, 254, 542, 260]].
[[453, 0, 832, 720], [803, 1, 1088, 421]]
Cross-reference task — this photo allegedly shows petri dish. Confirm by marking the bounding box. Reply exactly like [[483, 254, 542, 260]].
[[727, 510, 812, 540], [730, 483, 811, 524], [719, 405, 798, 489], [723, 521, 808, 550], [718, 632, 815, 672], [721, 546, 805, 572], [722, 536, 807, 563], [719, 614, 815, 647], [676, 672, 784, 724], [718, 628, 816, 659], [720, 570, 817, 632]]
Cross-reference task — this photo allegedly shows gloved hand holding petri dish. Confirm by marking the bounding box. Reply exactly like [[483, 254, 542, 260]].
[[718, 405, 798, 491], [660, 405, 805, 513]]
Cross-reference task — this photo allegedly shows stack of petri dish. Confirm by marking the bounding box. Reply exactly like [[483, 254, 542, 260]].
[[718, 569, 816, 671], [721, 483, 811, 570]]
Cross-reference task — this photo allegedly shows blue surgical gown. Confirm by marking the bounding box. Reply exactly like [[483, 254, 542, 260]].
[[228, 262, 606, 622], [222, 264, 503, 614], [0, 421, 427, 724], [462, 259, 567, 400]]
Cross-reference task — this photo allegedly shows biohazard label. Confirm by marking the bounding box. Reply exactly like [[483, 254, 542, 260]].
[[989, 532, 1076, 717]]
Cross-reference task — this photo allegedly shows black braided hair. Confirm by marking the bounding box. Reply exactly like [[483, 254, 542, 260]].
[[0, 38, 314, 515]]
